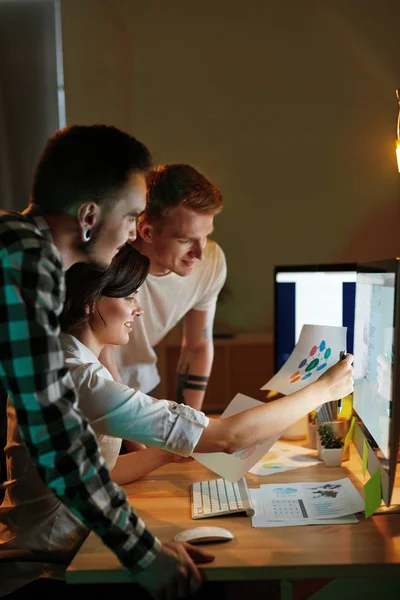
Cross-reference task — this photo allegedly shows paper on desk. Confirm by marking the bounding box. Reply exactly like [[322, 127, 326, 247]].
[[192, 393, 282, 482], [261, 324, 347, 394], [249, 477, 363, 527], [248, 440, 321, 476], [249, 488, 359, 527]]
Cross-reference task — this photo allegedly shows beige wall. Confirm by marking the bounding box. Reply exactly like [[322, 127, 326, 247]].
[[62, 0, 400, 334]]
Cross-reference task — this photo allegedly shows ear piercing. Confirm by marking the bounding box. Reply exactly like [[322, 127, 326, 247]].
[[83, 227, 91, 242]]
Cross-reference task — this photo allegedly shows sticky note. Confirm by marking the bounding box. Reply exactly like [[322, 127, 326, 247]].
[[340, 393, 353, 420], [343, 415, 356, 453], [362, 438, 369, 478], [364, 468, 382, 518]]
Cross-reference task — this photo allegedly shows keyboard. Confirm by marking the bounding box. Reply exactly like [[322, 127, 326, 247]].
[[191, 476, 255, 519]]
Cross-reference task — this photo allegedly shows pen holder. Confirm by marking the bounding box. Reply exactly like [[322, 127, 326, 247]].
[[308, 421, 318, 449], [316, 419, 350, 462], [280, 415, 309, 441]]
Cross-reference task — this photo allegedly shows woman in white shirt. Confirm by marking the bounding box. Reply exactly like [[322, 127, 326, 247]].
[[60, 244, 196, 484], [59, 244, 354, 461]]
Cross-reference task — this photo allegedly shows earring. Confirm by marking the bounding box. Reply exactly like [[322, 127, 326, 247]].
[[83, 227, 91, 242]]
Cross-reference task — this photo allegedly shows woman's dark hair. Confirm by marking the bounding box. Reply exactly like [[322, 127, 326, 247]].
[[60, 244, 150, 335]]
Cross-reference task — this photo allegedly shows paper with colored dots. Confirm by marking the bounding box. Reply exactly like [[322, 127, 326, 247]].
[[261, 324, 347, 394]]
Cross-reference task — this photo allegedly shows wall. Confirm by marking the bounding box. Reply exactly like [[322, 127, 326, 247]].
[[0, 0, 63, 211], [61, 0, 400, 334]]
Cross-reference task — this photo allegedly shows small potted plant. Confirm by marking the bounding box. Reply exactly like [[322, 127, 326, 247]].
[[318, 424, 344, 467]]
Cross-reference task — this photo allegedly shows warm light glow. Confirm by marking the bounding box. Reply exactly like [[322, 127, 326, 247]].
[[397, 140, 400, 173], [397, 89, 400, 172]]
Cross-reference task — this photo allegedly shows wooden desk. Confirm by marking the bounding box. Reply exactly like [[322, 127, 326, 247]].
[[67, 443, 400, 590]]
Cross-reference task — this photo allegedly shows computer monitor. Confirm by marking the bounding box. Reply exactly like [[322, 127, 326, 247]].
[[352, 258, 400, 510], [274, 263, 357, 372]]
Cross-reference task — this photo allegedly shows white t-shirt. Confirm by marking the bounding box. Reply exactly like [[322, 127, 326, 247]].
[[115, 239, 227, 392], [0, 334, 209, 596]]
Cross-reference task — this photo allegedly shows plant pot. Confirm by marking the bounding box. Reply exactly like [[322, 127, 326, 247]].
[[316, 419, 350, 461], [321, 447, 343, 467]]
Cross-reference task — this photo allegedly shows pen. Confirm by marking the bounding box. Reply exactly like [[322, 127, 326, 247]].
[[337, 350, 347, 416]]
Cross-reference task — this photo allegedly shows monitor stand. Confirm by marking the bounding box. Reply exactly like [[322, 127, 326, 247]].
[[374, 485, 400, 515]]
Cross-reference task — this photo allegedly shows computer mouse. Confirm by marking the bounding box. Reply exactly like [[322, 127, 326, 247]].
[[174, 526, 234, 545]]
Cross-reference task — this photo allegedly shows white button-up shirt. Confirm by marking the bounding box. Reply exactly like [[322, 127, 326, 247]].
[[62, 333, 209, 456]]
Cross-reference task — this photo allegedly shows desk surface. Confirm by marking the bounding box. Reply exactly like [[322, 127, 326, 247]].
[[67, 444, 400, 584]]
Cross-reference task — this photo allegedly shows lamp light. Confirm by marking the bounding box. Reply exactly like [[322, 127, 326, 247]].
[[396, 89, 400, 172]]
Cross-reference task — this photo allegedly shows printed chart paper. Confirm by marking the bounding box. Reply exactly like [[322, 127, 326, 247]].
[[192, 393, 282, 482], [261, 324, 347, 394], [249, 477, 363, 527], [249, 488, 359, 527], [249, 440, 321, 476]]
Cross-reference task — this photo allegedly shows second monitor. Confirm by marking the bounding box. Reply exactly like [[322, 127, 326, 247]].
[[274, 263, 357, 372], [352, 258, 400, 510]]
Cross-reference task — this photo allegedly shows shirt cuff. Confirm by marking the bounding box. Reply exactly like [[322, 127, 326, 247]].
[[164, 403, 209, 457]]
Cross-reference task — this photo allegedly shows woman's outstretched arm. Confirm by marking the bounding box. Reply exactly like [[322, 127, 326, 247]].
[[72, 353, 353, 458], [194, 353, 354, 454]]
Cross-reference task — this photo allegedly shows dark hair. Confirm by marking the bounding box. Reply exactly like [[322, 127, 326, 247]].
[[145, 163, 223, 224], [31, 124, 152, 214], [60, 244, 150, 335]]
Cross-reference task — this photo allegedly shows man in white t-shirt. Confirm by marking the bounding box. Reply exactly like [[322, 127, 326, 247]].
[[101, 163, 226, 411]]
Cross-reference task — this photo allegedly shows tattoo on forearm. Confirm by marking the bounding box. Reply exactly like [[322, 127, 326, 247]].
[[176, 364, 209, 404], [185, 373, 209, 391]]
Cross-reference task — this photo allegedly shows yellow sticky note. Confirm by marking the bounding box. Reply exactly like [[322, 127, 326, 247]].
[[362, 438, 369, 478], [339, 393, 353, 420], [364, 468, 382, 518], [343, 415, 356, 453]]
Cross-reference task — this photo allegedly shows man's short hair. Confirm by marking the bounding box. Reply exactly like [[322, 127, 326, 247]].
[[31, 124, 152, 215], [145, 164, 223, 223]]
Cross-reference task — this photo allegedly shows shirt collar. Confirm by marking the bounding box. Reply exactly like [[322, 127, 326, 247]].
[[29, 214, 65, 271], [31, 215, 53, 242], [60, 332, 101, 364]]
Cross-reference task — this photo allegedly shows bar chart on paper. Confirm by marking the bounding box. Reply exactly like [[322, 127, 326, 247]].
[[249, 478, 364, 527]]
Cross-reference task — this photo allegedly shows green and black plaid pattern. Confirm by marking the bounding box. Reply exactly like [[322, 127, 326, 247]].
[[0, 211, 160, 571]]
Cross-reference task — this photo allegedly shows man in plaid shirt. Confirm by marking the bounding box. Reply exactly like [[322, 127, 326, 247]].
[[0, 125, 213, 597]]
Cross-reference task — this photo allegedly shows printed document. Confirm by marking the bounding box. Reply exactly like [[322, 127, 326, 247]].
[[249, 477, 363, 527], [249, 440, 321, 476], [261, 324, 347, 394]]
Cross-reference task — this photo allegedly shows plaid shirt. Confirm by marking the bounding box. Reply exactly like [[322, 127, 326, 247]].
[[0, 211, 160, 571]]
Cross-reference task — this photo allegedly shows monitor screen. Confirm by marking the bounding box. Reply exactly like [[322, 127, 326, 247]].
[[352, 258, 400, 507], [274, 263, 357, 372]]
